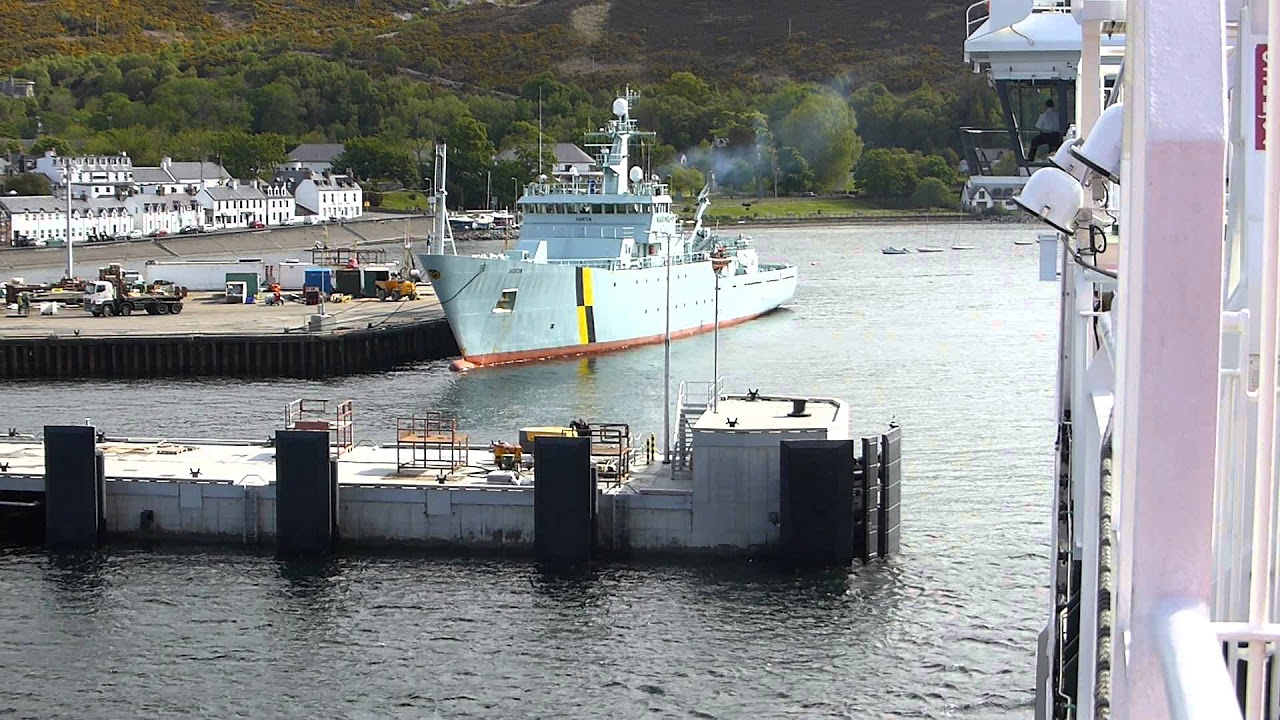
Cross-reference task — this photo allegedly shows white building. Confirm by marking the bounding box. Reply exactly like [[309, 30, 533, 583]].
[[134, 157, 231, 196], [293, 172, 362, 221], [263, 181, 296, 226], [1, 76, 34, 99], [197, 183, 268, 229], [0, 195, 132, 246], [35, 152, 134, 198], [283, 144, 344, 175], [961, 176, 1027, 212], [125, 195, 205, 235]]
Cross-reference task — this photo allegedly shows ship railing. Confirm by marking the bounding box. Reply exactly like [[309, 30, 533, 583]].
[[1211, 310, 1252, 622], [966, 0, 1071, 37], [542, 251, 712, 271]]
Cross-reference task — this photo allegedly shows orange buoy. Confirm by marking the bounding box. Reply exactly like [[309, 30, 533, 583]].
[[450, 359, 476, 372]]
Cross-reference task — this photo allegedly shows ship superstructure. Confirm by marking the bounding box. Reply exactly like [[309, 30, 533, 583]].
[[421, 93, 796, 366]]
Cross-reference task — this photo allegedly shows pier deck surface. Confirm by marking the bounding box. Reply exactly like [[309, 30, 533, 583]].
[[0, 437, 681, 492], [0, 293, 442, 339]]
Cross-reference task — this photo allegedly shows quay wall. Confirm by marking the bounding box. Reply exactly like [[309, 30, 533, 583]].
[[0, 318, 458, 379], [18, 475, 699, 553]]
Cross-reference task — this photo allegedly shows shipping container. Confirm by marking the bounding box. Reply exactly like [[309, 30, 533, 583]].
[[143, 259, 267, 292]]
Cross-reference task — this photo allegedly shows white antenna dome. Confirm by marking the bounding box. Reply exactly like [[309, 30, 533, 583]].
[[629, 166, 644, 183], [612, 97, 629, 118], [569, 166, 580, 176]]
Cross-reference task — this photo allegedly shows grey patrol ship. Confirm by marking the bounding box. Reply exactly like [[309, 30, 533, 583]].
[[421, 94, 797, 367]]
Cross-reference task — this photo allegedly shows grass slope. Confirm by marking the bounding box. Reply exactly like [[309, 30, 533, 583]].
[[0, 0, 972, 92]]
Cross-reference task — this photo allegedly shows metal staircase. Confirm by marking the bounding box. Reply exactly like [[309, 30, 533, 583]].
[[672, 378, 721, 471]]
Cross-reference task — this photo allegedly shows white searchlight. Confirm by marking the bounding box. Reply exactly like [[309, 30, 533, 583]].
[[1014, 166, 1085, 235], [1048, 137, 1089, 183], [1071, 102, 1124, 183]]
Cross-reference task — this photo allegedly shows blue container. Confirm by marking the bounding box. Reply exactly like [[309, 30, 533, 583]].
[[304, 268, 333, 294]]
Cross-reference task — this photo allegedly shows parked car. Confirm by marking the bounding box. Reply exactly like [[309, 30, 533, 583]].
[[799, 191, 818, 197], [148, 229, 169, 238], [128, 229, 144, 239], [250, 221, 265, 229], [178, 225, 205, 235]]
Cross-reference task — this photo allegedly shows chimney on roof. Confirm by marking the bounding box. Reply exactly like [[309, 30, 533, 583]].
[[161, 156, 171, 169]]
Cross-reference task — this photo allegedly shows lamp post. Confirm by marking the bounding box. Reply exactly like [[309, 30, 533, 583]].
[[662, 231, 672, 463], [63, 158, 77, 280], [511, 177, 519, 210]]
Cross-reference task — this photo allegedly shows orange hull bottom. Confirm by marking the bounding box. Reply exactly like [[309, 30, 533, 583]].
[[456, 311, 773, 368]]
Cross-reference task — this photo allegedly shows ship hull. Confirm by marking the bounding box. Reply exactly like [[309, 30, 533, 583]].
[[420, 254, 797, 366]]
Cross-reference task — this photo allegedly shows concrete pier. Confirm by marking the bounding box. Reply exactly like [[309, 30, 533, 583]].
[[0, 392, 902, 563], [0, 296, 457, 379]]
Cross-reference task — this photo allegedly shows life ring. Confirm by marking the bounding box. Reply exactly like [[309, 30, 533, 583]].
[[649, 245, 658, 256]]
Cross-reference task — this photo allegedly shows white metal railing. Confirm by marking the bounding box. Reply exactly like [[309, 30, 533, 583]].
[[1158, 601, 1244, 720], [965, 0, 990, 35], [671, 378, 724, 470], [543, 251, 712, 271], [1212, 310, 1253, 623]]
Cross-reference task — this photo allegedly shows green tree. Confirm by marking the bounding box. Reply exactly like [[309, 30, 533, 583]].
[[992, 151, 1017, 176], [332, 136, 417, 184], [910, 177, 954, 208], [446, 116, 496, 209], [854, 147, 919, 197], [380, 45, 406, 72], [32, 136, 71, 155], [214, 131, 286, 179], [4, 173, 52, 195], [250, 82, 305, 135], [774, 146, 814, 194], [331, 36, 352, 59], [916, 154, 955, 182], [667, 166, 705, 198], [1, 140, 22, 154], [492, 158, 532, 208], [777, 93, 863, 191]]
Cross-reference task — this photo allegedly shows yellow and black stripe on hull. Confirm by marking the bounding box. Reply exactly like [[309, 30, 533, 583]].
[[574, 267, 597, 344]]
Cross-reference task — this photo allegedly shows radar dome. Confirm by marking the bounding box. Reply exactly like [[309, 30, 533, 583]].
[[629, 166, 644, 183], [569, 166, 580, 176], [612, 97, 629, 118]]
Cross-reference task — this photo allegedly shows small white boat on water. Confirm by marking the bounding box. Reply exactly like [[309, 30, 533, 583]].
[[1013, 239, 1035, 246], [881, 246, 911, 255], [916, 246, 945, 253], [951, 244, 976, 250]]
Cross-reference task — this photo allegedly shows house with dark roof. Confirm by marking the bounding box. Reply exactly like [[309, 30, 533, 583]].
[[496, 143, 599, 183], [293, 171, 362, 221], [196, 182, 268, 229], [284, 144, 345, 174], [0, 195, 131, 246], [133, 156, 232, 196]]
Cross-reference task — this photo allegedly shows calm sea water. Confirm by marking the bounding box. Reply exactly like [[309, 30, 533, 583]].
[[0, 222, 1056, 719]]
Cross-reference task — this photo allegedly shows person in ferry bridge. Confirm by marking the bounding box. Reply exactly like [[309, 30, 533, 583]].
[[1028, 99, 1064, 161]]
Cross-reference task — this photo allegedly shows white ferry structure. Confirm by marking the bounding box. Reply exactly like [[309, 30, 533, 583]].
[[967, 0, 1280, 717], [420, 96, 796, 366]]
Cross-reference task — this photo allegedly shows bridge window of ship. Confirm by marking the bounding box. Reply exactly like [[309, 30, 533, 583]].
[[493, 289, 518, 313]]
